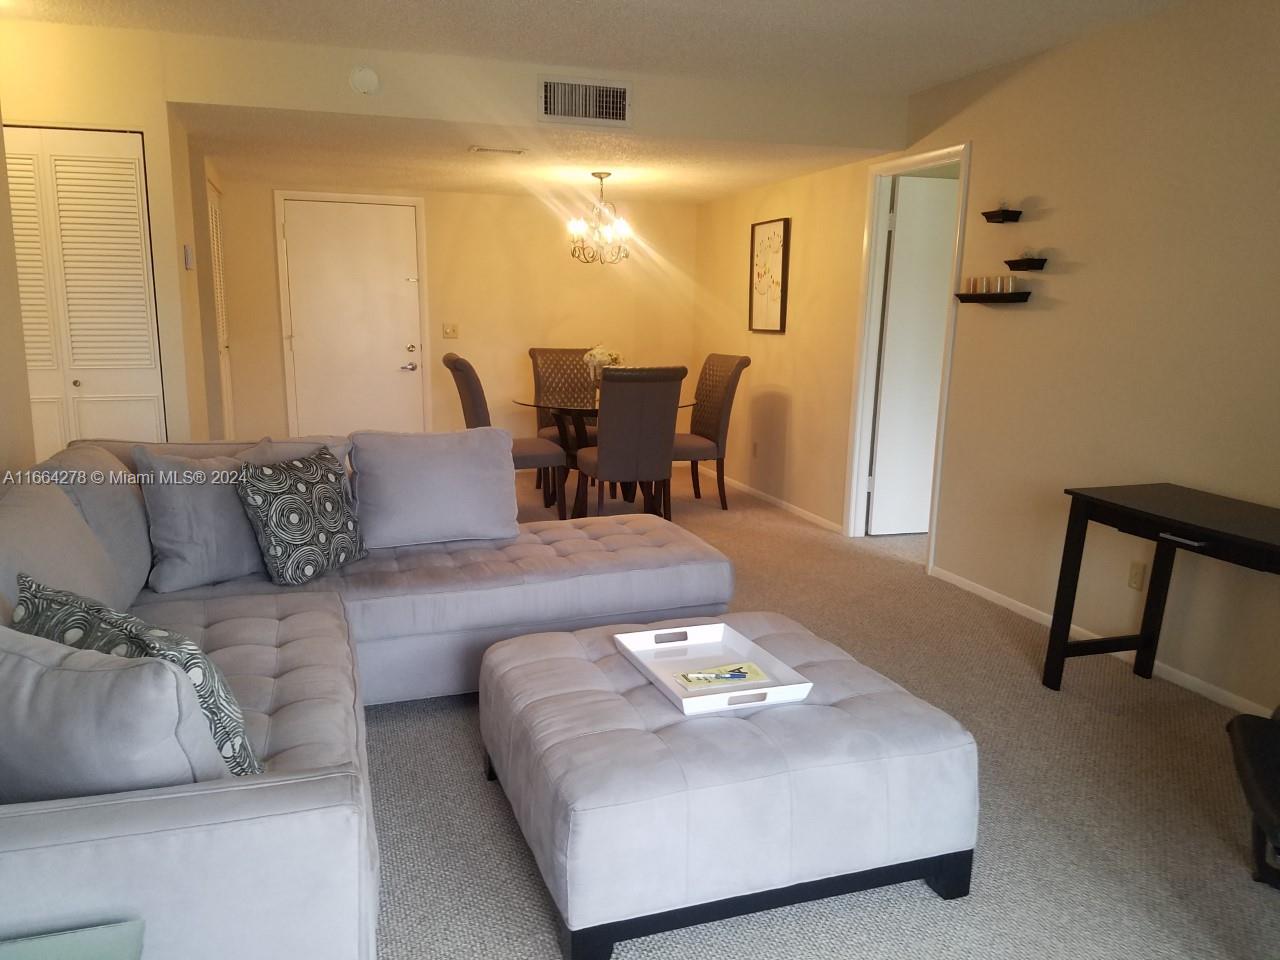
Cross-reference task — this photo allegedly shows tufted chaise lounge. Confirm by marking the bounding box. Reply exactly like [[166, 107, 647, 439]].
[[131, 512, 731, 704]]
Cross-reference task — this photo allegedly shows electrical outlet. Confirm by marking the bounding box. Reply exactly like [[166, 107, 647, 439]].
[[1127, 561, 1147, 591], [441, 323, 459, 339]]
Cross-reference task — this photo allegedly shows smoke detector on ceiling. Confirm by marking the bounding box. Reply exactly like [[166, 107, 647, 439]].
[[349, 65, 381, 96], [540, 77, 630, 127]]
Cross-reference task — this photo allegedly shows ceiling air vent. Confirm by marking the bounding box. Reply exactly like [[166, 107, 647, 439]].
[[540, 78, 630, 127]]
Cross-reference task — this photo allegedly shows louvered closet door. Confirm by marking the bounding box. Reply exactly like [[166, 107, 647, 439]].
[[4, 127, 165, 459]]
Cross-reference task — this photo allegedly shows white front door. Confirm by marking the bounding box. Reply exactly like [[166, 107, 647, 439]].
[[5, 126, 166, 458], [279, 198, 424, 437], [867, 175, 959, 535]]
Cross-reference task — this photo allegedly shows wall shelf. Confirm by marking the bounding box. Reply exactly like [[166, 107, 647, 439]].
[[1005, 257, 1047, 271], [955, 291, 1032, 304], [981, 208, 1022, 223]]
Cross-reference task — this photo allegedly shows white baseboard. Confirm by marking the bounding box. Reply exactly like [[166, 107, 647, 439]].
[[696, 466, 843, 533], [928, 565, 1269, 717]]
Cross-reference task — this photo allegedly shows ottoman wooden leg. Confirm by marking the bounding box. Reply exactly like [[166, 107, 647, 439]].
[[924, 849, 973, 900], [557, 918, 614, 960]]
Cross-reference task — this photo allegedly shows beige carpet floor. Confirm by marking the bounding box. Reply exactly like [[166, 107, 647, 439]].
[[367, 473, 1279, 960]]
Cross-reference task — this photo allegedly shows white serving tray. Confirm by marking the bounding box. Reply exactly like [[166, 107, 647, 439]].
[[613, 622, 813, 716]]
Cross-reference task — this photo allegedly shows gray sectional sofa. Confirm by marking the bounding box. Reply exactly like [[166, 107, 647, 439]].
[[0, 435, 733, 959]]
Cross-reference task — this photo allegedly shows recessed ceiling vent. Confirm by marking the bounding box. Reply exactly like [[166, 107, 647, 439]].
[[540, 78, 630, 127]]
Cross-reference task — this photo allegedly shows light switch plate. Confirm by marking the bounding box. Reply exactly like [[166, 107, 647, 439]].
[[442, 323, 459, 339]]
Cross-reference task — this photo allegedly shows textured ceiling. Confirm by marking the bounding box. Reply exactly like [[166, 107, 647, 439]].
[[11, 0, 1173, 94], [179, 104, 876, 200]]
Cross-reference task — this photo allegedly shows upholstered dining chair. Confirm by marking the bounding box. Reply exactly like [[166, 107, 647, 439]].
[[671, 354, 751, 509], [574, 366, 687, 520], [442, 353, 570, 519], [528, 347, 598, 445]]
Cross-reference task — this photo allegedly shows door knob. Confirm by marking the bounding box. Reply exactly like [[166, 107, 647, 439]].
[[400, 361, 419, 371], [406, 344, 416, 352], [72, 379, 81, 387]]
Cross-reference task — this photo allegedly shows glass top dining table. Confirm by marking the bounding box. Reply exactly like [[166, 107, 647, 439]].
[[513, 397, 694, 452]]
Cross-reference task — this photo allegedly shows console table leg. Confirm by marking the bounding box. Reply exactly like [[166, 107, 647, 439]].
[[1043, 499, 1090, 690], [1133, 540, 1175, 679]]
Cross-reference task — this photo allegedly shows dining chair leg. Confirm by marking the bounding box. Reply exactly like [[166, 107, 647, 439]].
[[621, 482, 637, 503], [690, 461, 701, 499], [609, 482, 618, 500], [663, 479, 673, 521], [542, 468, 556, 509], [535, 468, 543, 490], [716, 458, 728, 510], [639, 481, 654, 514], [555, 467, 568, 521], [574, 472, 589, 519], [597, 477, 605, 515]]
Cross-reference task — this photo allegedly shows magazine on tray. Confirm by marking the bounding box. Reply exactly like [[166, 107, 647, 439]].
[[675, 661, 769, 690]]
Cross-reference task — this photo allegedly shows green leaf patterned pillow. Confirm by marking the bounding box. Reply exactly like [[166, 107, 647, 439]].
[[11, 575, 264, 776], [235, 446, 366, 586]]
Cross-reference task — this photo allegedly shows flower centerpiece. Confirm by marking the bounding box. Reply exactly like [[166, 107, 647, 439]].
[[584, 345, 622, 390]]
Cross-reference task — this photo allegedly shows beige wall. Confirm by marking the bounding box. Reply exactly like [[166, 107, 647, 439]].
[[693, 163, 870, 526], [911, 0, 1280, 708], [216, 176, 699, 439], [694, 0, 1280, 708], [0, 108, 36, 472]]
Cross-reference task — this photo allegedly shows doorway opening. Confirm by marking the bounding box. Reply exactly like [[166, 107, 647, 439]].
[[845, 145, 970, 569]]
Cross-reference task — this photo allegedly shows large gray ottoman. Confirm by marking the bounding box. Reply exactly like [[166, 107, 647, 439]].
[[479, 612, 979, 960]]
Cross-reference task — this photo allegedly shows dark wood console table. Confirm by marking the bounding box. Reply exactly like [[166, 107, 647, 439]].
[[1042, 483, 1280, 690]]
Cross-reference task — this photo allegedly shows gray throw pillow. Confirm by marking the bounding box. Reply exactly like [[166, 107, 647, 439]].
[[251, 436, 354, 468], [350, 428, 518, 548], [0, 625, 229, 803], [36, 444, 152, 604], [0, 483, 132, 622], [12, 575, 264, 777], [133, 444, 269, 593], [235, 446, 366, 586]]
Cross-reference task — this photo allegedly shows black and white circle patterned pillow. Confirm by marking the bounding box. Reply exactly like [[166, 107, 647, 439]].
[[11, 574, 264, 776], [235, 446, 366, 586]]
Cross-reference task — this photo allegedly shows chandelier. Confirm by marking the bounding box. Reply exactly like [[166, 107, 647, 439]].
[[567, 172, 631, 265]]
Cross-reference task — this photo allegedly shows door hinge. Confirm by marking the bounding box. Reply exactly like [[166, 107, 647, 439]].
[[885, 211, 896, 231]]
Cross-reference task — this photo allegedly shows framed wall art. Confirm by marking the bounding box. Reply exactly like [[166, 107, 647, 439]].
[[749, 217, 790, 333]]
